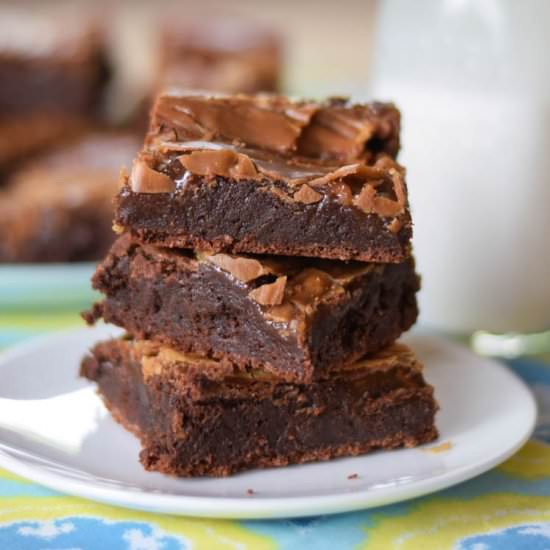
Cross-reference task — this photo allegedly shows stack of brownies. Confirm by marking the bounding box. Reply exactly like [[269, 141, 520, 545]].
[[81, 89, 438, 477]]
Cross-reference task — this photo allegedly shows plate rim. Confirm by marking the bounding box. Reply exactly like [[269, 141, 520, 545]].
[[0, 327, 538, 519]]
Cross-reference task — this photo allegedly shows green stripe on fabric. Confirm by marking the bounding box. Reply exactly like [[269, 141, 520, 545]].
[[0, 311, 83, 330]]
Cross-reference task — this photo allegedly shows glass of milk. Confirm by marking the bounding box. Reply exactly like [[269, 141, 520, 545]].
[[368, 0, 550, 354]]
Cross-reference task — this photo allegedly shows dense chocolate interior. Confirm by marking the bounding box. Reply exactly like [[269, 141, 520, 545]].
[[81, 337, 438, 476], [86, 234, 419, 381]]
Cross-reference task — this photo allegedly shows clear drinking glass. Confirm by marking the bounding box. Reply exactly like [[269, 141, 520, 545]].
[[368, 0, 550, 356]]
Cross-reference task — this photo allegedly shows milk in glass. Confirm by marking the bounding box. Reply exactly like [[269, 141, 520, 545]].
[[369, 0, 550, 333]]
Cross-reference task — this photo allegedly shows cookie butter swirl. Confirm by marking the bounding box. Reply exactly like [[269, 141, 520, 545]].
[[200, 250, 379, 328], [136, 339, 419, 383], [150, 91, 399, 161], [130, 90, 406, 220]]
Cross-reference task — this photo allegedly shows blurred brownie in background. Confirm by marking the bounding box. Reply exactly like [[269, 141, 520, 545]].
[[157, 18, 281, 93], [0, 9, 111, 170], [128, 17, 282, 132], [0, 133, 139, 263]]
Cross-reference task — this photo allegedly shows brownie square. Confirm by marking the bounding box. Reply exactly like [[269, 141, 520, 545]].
[[0, 133, 140, 263], [157, 18, 281, 93], [128, 18, 281, 135], [0, 114, 87, 170], [85, 234, 419, 382], [114, 90, 409, 262], [0, 9, 110, 167], [81, 337, 438, 477]]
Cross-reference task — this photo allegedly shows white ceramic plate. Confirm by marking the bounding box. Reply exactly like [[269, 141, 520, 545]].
[[0, 263, 97, 310], [0, 325, 536, 519]]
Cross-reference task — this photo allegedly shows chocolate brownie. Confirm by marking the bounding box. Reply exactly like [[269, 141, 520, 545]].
[[157, 18, 281, 93], [0, 114, 87, 171], [114, 90, 409, 262], [0, 133, 140, 263], [128, 18, 281, 134], [0, 9, 110, 167], [85, 234, 419, 382], [81, 337, 438, 477]]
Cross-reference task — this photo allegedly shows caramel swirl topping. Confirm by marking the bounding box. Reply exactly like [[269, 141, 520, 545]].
[[152, 91, 318, 155], [204, 253, 273, 282], [130, 159, 175, 193], [352, 169, 406, 217], [151, 91, 399, 162], [179, 149, 258, 179], [132, 90, 406, 219], [196, 246, 380, 328], [249, 276, 287, 306], [293, 184, 322, 204], [288, 269, 335, 305]]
